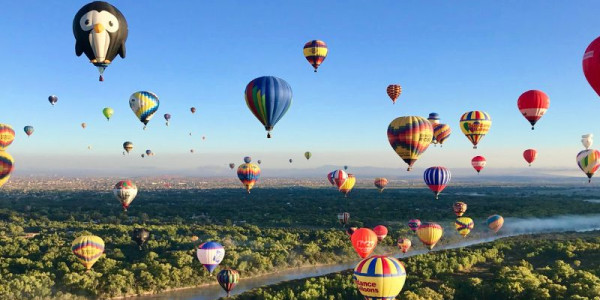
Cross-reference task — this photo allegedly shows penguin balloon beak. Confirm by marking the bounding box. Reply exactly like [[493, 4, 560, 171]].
[[94, 23, 105, 33]]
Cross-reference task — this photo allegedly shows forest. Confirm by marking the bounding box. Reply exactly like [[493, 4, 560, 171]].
[[1, 185, 599, 299]]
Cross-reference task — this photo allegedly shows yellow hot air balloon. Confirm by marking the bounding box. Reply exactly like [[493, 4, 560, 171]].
[[0, 151, 14, 188], [237, 163, 261, 193], [455, 217, 474, 237], [387, 116, 433, 171], [339, 174, 356, 197], [353, 255, 406, 300], [0, 124, 16, 150], [416, 222, 443, 250], [71, 235, 105, 270], [459, 111, 491, 149]]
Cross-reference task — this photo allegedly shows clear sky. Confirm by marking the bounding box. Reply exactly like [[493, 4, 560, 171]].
[[1, 1, 600, 177]]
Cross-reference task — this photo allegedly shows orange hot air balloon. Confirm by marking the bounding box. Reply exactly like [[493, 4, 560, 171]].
[[374, 177, 388, 192], [523, 149, 537, 167], [517, 90, 550, 130], [373, 225, 388, 241], [351, 228, 378, 258], [397, 238, 411, 253], [386, 84, 402, 104]]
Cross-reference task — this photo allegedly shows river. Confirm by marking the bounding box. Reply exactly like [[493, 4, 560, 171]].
[[141, 214, 600, 300]]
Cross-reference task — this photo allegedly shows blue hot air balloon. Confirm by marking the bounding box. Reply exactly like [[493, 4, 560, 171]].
[[244, 76, 293, 138], [423, 166, 451, 199]]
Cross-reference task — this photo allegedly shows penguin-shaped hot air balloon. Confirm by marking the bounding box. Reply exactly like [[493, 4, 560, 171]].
[[73, 1, 128, 81]]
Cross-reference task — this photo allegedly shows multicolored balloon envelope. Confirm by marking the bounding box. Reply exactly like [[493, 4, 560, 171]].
[[237, 163, 260, 193], [427, 113, 440, 125], [48, 95, 58, 105], [24, 126, 34, 137], [577, 149, 600, 182], [71, 235, 105, 270], [517, 90, 550, 130], [373, 225, 388, 241], [416, 222, 443, 250], [471, 156, 486, 173], [0, 151, 14, 188], [339, 174, 356, 197], [386, 84, 402, 104], [337, 212, 350, 225], [408, 219, 421, 232], [351, 228, 378, 258], [0, 124, 15, 150], [229, 163, 235, 170], [303, 40, 328, 72], [433, 123, 451, 146], [196, 241, 225, 273], [523, 149, 537, 166], [123, 141, 133, 153], [304, 151, 312, 160], [423, 166, 451, 199], [374, 177, 388, 192], [113, 180, 137, 211], [397, 238, 411, 253], [244, 76, 293, 138], [353, 255, 406, 300], [329, 169, 348, 188], [387, 116, 433, 171], [459, 111, 491, 149], [583, 36, 600, 97], [129, 91, 159, 129], [453, 202, 467, 217], [455, 217, 474, 237], [217, 269, 240, 297], [243, 156, 252, 164], [487, 215, 504, 233]]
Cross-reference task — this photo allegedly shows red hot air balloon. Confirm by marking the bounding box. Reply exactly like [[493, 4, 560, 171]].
[[471, 156, 486, 174], [523, 149, 537, 167], [351, 228, 378, 258], [373, 225, 388, 241], [517, 90, 550, 130], [583, 36, 600, 97]]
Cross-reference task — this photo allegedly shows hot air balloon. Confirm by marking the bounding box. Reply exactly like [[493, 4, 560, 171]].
[[339, 174, 356, 197], [373, 225, 388, 241], [408, 219, 421, 232], [517, 90, 550, 130], [145, 150, 153, 156], [289, 158, 293, 163], [416, 222, 443, 250], [81, 122, 87, 129], [344, 165, 348, 171], [353, 256, 406, 300], [423, 166, 451, 199], [0, 151, 14, 188], [455, 217, 474, 237], [304, 151, 311, 160], [191, 107, 196, 114], [460, 111, 491, 149], [388, 116, 434, 170], [243, 156, 251, 164], [23, 126, 34, 137], [337, 212, 350, 225], [397, 238, 411, 254], [453, 202, 467, 217], [48, 95, 58, 105], [164, 113, 171, 126], [346, 227, 357, 237], [217, 269, 240, 297], [113, 180, 137, 211], [0, 125, 15, 151], [487, 215, 504, 233], [386, 84, 402, 104], [523, 149, 537, 166], [73, 1, 128, 81], [141, 154, 145, 158], [103, 107, 114, 121], [303, 40, 328, 72], [244, 76, 292, 138], [71, 235, 105, 270], [229, 163, 235, 170], [123, 141, 133, 153], [202, 136, 206, 140], [351, 228, 378, 258], [374, 177, 388, 192], [87, 145, 92, 150], [427, 113, 440, 125], [329, 169, 348, 188], [129, 91, 159, 129], [327, 171, 335, 185], [131, 228, 150, 250], [577, 149, 600, 182], [471, 156, 486, 174], [582, 134, 593, 149], [196, 241, 225, 273], [237, 163, 260, 193], [257, 160, 261, 164], [190, 149, 194, 154], [433, 124, 451, 146], [583, 36, 600, 97]]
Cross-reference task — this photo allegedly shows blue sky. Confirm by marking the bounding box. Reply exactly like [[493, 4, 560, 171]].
[[1, 1, 600, 176]]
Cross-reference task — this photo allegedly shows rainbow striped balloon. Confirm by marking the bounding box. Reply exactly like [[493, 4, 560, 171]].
[[129, 91, 159, 129], [71, 235, 105, 270], [0, 151, 14, 188], [577, 149, 600, 182], [455, 217, 474, 237], [0, 124, 15, 150], [353, 255, 407, 300], [237, 163, 261, 193], [433, 123, 451, 146], [387, 116, 433, 171], [244, 76, 292, 138], [459, 111, 491, 149], [303, 40, 328, 72], [217, 269, 240, 297]]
